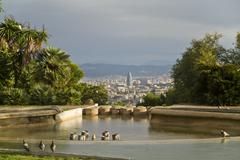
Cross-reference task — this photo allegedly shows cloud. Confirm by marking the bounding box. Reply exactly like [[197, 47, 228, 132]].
[[2, 0, 240, 64]]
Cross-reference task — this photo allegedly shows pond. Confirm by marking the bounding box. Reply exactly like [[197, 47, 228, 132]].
[[0, 115, 213, 140], [0, 115, 239, 160]]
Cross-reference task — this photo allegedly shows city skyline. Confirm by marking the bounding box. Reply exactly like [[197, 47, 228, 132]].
[[2, 0, 240, 65]]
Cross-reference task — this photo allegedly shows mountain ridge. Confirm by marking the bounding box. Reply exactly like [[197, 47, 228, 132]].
[[80, 63, 172, 78]]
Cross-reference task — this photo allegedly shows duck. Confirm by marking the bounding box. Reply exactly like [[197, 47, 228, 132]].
[[81, 130, 89, 139], [102, 131, 110, 137], [92, 134, 96, 141], [112, 133, 120, 141], [39, 140, 45, 151], [69, 132, 77, 140], [217, 106, 222, 109], [78, 134, 86, 141], [50, 140, 56, 153], [101, 135, 110, 141], [23, 140, 30, 152], [220, 130, 230, 137]]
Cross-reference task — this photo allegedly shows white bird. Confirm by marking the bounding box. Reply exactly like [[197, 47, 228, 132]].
[[220, 130, 230, 137], [23, 140, 30, 152]]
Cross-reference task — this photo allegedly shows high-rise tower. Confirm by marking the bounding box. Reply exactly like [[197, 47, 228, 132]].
[[126, 72, 133, 86]]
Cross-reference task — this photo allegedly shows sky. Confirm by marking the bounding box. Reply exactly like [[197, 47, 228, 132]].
[[2, 0, 240, 65]]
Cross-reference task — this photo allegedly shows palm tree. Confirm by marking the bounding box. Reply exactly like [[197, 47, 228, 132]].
[[0, 17, 48, 86], [35, 47, 70, 87], [0, 17, 48, 56], [0, 17, 22, 51], [0, 50, 12, 87]]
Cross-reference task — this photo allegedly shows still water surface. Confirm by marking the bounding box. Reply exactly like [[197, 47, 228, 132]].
[[0, 115, 212, 140], [0, 115, 239, 160]]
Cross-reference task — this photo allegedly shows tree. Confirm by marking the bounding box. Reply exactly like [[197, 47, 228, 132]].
[[167, 33, 240, 106], [0, 50, 13, 88], [81, 84, 108, 105], [218, 33, 240, 66], [204, 64, 240, 106], [171, 33, 223, 104], [34, 47, 71, 86], [0, 17, 86, 105], [0, 87, 28, 105], [0, 17, 48, 87], [139, 93, 166, 106], [236, 32, 240, 49]]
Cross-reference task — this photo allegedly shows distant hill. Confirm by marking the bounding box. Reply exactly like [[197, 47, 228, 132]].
[[80, 63, 172, 78]]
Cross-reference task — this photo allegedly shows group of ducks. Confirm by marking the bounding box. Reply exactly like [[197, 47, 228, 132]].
[[22, 130, 228, 153], [23, 140, 56, 152], [69, 130, 120, 141], [22, 130, 120, 153]]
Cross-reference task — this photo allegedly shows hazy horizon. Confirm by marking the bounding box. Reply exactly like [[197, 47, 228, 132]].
[[2, 0, 240, 65]]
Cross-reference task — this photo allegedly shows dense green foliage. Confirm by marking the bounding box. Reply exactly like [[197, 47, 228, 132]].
[[0, 17, 108, 105], [81, 84, 108, 105], [138, 93, 166, 106], [167, 33, 240, 106]]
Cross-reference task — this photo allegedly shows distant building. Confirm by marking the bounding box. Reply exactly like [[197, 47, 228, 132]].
[[126, 72, 133, 86]]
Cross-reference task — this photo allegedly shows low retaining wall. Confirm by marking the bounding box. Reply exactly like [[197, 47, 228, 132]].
[[84, 107, 99, 116], [55, 108, 83, 122], [151, 109, 240, 120], [99, 106, 112, 115], [0, 105, 149, 128], [133, 106, 147, 116], [150, 105, 240, 136], [82, 106, 148, 117], [121, 107, 133, 116], [0, 106, 82, 128], [150, 105, 240, 121]]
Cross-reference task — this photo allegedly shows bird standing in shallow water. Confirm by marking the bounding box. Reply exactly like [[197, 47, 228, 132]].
[[220, 130, 230, 137], [102, 131, 110, 137], [39, 140, 45, 151], [50, 140, 56, 152], [70, 132, 77, 140], [81, 130, 89, 140], [92, 134, 96, 141], [23, 140, 30, 152], [112, 133, 120, 141]]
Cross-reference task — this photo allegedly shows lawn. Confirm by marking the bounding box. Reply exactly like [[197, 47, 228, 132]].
[[0, 153, 95, 160]]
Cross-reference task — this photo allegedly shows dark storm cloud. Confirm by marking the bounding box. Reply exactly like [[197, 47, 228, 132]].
[[2, 0, 240, 64]]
